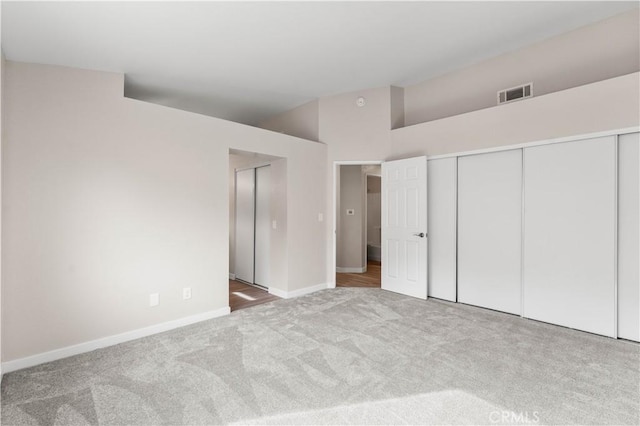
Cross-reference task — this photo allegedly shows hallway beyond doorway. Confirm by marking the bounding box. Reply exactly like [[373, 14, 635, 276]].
[[336, 260, 381, 288]]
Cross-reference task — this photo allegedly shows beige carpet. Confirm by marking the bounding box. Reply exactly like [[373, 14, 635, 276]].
[[2, 288, 638, 425]]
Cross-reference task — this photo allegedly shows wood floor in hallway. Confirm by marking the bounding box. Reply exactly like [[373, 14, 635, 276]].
[[336, 260, 381, 288], [229, 280, 281, 312]]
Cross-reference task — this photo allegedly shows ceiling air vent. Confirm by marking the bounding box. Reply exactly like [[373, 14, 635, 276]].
[[498, 83, 533, 105]]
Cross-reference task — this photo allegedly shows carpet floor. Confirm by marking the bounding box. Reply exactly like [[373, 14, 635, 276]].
[[1, 288, 638, 425]]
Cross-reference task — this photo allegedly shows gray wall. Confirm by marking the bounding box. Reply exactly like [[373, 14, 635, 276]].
[[366, 175, 381, 246], [403, 9, 640, 126], [2, 61, 327, 362], [337, 165, 365, 270], [259, 100, 319, 142], [390, 86, 404, 130]]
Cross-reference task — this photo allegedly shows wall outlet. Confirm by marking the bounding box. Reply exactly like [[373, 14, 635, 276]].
[[183, 287, 192, 300], [149, 293, 159, 307], [346, 209, 355, 215]]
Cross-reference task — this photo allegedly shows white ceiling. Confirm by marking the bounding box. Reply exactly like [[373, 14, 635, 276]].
[[2, 1, 637, 126]]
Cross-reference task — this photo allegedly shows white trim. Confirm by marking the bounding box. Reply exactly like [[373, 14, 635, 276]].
[[520, 148, 526, 318], [269, 282, 330, 299], [1, 307, 231, 374], [336, 266, 366, 273], [234, 161, 272, 173], [335, 160, 383, 165], [229, 273, 236, 280], [426, 127, 640, 161], [613, 135, 619, 339]]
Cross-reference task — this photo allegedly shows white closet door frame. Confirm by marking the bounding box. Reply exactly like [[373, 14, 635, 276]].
[[254, 165, 271, 287], [234, 168, 256, 284], [381, 156, 428, 300]]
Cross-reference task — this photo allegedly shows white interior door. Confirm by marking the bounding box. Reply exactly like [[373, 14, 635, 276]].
[[254, 165, 271, 287], [382, 156, 428, 299], [235, 168, 255, 283]]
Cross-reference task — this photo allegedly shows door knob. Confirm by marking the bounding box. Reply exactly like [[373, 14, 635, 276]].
[[413, 232, 425, 238]]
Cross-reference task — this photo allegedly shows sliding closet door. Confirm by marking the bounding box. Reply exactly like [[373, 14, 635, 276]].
[[427, 157, 457, 301], [458, 150, 522, 315], [235, 168, 255, 283], [523, 137, 616, 337], [618, 133, 639, 341], [254, 166, 271, 287]]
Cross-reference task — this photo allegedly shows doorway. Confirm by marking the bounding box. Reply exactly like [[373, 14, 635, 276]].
[[335, 163, 382, 288], [333, 157, 429, 299], [229, 150, 282, 311], [234, 165, 271, 286]]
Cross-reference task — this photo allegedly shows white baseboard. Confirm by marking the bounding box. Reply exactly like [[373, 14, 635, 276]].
[[269, 282, 330, 299], [336, 266, 366, 273], [229, 273, 236, 280], [1, 306, 231, 374]]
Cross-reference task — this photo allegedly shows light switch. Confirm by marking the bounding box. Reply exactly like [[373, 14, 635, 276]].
[[272, 220, 277, 229], [149, 293, 159, 307], [318, 213, 324, 222]]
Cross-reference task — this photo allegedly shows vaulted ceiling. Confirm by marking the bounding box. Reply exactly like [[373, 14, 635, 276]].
[[2, 1, 637, 125]]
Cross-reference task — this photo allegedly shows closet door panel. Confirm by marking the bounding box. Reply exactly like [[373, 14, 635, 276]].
[[523, 137, 616, 337], [235, 168, 255, 283], [458, 150, 522, 315], [254, 166, 271, 287], [427, 157, 457, 301], [618, 133, 639, 341]]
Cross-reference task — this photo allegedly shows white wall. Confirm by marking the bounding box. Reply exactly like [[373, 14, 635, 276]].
[[2, 61, 327, 363], [404, 8, 640, 126], [259, 100, 319, 142], [392, 73, 640, 157], [319, 87, 392, 282]]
